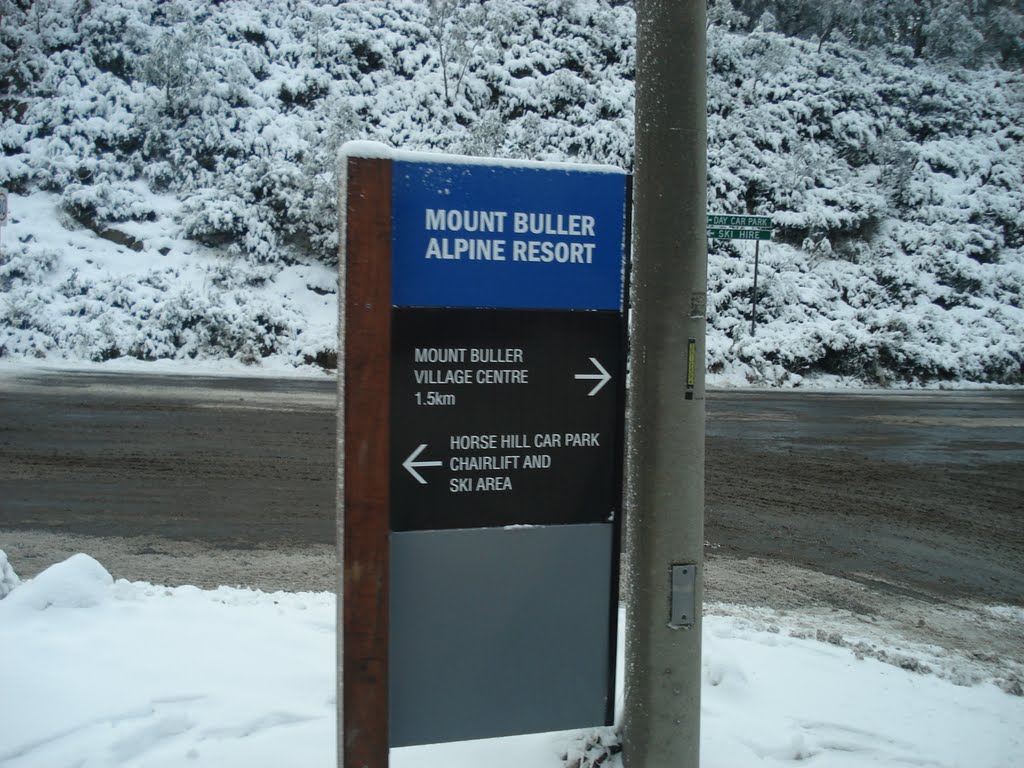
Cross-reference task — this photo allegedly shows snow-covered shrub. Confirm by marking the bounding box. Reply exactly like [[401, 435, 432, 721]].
[[0, 550, 20, 599], [61, 183, 157, 225], [0, 245, 62, 359], [0, 245, 58, 291], [181, 191, 251, 251], [0, 244, 309, 365]]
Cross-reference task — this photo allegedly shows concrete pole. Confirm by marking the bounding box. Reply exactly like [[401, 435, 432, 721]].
[[623, 1, 707, 767]]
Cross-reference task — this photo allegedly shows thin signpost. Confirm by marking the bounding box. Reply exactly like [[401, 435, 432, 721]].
[[707, 213, 774, 336], [0, 189, 8, 256], [752, 238, 761, 336]]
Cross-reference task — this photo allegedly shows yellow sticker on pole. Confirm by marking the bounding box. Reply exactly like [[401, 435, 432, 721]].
[[686, 338, 696, 390]]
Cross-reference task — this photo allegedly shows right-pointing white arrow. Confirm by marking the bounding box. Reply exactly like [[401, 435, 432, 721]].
[[574, 357, 611, 396], [402, 443, 443, 484]]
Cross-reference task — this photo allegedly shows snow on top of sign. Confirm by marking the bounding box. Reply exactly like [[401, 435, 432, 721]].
[[339, 140, 625, 175], [340, 140, 396, 159]]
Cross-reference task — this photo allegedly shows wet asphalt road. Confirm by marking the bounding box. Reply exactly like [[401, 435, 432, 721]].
[[705, 389, 1024, 605], [0, 371, 338, 548], [0, 370, 1021, 604]]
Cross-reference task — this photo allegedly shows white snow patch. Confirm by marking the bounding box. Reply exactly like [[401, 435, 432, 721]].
[[0, 553, 1022, 768], [0, 549, 20, 599], [985, 605, 1024, 624], [340, 140, 626, 173], [3, 553, 112, 611]]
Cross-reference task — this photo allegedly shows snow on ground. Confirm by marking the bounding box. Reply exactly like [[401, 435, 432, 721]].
[[1, 551, 1021, 768]]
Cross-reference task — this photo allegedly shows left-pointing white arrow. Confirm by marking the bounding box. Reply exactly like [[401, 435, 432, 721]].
[[403, 443, 443, 484], [574, 357, 612, 396]]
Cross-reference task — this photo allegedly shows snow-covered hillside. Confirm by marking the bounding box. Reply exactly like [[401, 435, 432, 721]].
[[1, 0, 1021, 385]]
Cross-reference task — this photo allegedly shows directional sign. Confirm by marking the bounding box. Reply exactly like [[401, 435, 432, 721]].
[[340, 146, 628, 754], [387, 154, 627, 533], [707, 227, 772, 241], [390, 307, 623, 531], [575, 357, 611, 396], [707, 213, 772, 229], [402, 443, 443, 484]]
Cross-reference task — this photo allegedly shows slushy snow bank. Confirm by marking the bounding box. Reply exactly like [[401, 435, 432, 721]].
[[2, 552, 112, 611], [0, 552, 1021, 768], [0, 549, 20, 598]]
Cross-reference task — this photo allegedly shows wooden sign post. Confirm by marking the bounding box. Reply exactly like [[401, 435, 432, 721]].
[[338, 154, 392, 767]]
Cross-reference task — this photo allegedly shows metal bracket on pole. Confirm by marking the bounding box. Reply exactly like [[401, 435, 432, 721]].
[[670, 565, 697, 628]]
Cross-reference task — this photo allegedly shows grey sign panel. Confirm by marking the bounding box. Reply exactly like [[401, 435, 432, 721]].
[[389, 524, 616, 747]]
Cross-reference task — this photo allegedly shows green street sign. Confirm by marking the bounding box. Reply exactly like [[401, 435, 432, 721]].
[[708, 214, 772, 229], [707, 227, 772, 241]]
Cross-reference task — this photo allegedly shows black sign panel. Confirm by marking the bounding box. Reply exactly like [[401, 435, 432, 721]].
[[390, 307, 624, 531]]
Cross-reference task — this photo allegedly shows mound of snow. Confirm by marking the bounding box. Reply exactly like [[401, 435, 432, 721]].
[[0, 550, 20, 599], [2, 553, 113, 611]]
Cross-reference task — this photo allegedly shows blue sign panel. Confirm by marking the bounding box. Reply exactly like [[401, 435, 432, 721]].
[[392, 160, 627, 311]]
